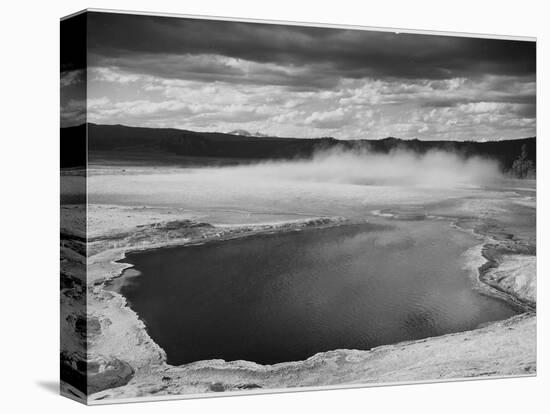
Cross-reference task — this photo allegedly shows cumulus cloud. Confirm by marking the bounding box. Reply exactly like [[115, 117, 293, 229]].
[[304, 108, 350, 128], [80, 12, 536, 140], [60, 69, 85, 87], [86, 67, 535, 140], [61, 99, 86, 126]]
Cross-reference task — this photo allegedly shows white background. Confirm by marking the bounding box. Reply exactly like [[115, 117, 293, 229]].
[[0, 0, 547, 412]]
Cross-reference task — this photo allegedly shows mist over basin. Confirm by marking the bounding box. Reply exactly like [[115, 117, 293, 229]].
[[117, 220, 517, 366], [87, 148, 517, 227]]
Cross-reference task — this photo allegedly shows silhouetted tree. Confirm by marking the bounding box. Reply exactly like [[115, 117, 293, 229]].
[[511, 144, 535, 178]]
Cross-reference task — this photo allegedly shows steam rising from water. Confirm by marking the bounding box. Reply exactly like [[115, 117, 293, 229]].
[[217, 149, 502, 187], [87, 148, 506, 223]]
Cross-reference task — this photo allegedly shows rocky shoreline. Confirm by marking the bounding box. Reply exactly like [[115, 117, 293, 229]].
[[60, 203, 536, 404]]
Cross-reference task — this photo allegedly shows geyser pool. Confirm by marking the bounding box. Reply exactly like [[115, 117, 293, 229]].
[[117, 221, 517, 365]]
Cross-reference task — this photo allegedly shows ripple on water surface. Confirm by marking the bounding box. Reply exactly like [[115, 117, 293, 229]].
[[118, 220, 517, 365]]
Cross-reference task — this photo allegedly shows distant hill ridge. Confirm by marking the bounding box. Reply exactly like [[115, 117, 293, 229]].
[[61, 123, 536, 174]]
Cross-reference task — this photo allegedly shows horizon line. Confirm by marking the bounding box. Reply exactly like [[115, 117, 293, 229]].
[[62, 122, 536, 143]]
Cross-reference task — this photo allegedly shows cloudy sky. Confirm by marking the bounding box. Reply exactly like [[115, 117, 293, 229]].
[[61, 12, 536, 141]]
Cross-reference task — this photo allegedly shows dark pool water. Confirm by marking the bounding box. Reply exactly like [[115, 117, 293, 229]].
[[118, 221, 517, 365]]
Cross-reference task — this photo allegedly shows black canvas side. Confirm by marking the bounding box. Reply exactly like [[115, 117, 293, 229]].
[[60, 11, 88, 404]]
